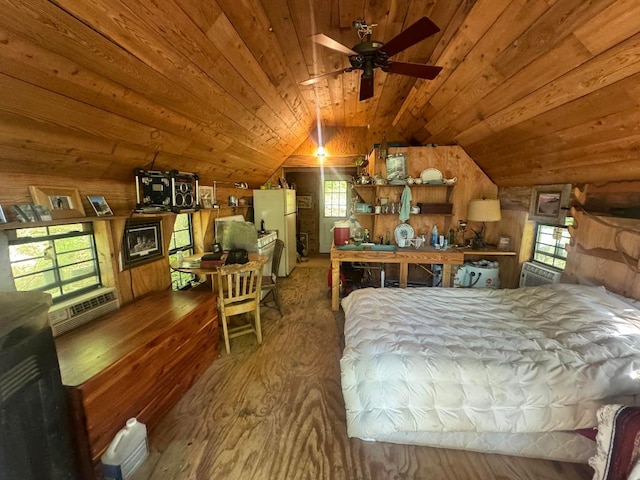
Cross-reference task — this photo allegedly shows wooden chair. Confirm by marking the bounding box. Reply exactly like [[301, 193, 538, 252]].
[[216, 260, 263, 354], [261, 239, 284, 316]]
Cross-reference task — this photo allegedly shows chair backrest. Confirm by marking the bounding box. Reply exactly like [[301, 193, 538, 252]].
[[271, 239, 285, 278], [217, 260, 263, 307]]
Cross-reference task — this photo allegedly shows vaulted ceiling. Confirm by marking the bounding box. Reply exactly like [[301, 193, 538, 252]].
[[1, 0, 639, 188]]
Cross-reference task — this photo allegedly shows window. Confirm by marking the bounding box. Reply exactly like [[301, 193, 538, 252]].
[[168, 213, 195, 290], [324, 180, 348, 217], [532, 218, 573, 270], [8, 223, 101, 302]]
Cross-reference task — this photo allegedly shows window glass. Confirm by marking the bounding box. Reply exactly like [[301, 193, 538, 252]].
[[9, 223, 101, 301], [532, 218, 572, 270], [324, 180, 348, 217], [169, 214, 195, 290]]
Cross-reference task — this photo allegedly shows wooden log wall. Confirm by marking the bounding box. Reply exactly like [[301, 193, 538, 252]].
[[565, 182, 640, 299], [0, 172, 251, 303], [499, 182, 640, 299]]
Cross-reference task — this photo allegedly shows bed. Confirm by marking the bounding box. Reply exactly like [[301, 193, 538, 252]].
[[340, 284, 640, 462]]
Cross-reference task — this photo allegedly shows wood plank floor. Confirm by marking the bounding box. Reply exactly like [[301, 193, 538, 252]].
[[131, 262, 593, 480]]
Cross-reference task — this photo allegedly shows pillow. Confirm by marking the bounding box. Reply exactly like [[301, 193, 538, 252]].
[[589, 405, 640, 480]]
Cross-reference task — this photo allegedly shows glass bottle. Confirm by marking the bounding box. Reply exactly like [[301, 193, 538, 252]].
[[363, 228, 370, 243], [385, 229, 391, 245]]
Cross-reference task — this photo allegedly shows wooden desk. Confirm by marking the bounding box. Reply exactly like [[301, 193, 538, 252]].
[[330, 245, 464, 311], [458, 248, 517, 257]]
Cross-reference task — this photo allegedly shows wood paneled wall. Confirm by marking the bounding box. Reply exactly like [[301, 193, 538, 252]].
[[0, 171, 250, 303]]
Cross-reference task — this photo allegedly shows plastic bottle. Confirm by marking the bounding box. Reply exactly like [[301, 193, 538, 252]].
[[430, 225, 438, 246], [102, 418, 149, 480]]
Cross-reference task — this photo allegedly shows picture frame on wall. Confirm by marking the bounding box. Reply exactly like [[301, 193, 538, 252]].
[[199, 186, 214, 209], [385, 153, 408, 184], [29, 185, 86, 220], [32, 204, 53, 221], [296, 195, 312, 209], [528, 184, 572, 225], [121, 217, 164, 269], [13, 204, 38, 222], [87, 195, 114, 216]]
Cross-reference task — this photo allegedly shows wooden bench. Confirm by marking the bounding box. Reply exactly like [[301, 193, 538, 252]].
[[55, 289, 219, 479]]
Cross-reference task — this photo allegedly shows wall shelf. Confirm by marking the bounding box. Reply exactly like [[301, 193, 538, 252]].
[[0, 207, 250, 231], [352, 183, 456, 241]]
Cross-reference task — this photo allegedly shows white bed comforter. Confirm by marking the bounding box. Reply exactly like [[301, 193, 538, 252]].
[[340, 284, 640, 440]]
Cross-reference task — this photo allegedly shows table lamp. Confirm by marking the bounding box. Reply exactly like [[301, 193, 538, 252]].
[[467, 198, 501, 248]]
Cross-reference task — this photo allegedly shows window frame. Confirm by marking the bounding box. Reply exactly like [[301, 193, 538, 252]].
[[323, 179, 349, 218], [168, 213, 196, 290], [532, 219, 572, 270], [8, 222, 102, 303]]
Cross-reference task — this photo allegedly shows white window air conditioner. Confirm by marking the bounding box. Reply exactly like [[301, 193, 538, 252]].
[[519, 262, 562, 287], [47, 287, 119, 337]]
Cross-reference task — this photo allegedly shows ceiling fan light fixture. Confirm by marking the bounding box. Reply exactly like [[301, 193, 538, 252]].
[[305, 16, 442, 100]]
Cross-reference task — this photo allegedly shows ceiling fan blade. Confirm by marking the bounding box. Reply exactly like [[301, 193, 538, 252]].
[[299, 68, 350, 86], [311, 34, 358, 56], [359, 75, 374, 101], [381, 16, 440, 57], [386, 62, 442, 80]]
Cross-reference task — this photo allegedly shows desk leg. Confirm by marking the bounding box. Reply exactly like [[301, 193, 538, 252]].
[[399, 262, 408, 288], [442, 264, 452, 287], [331, 259, 340, 311]]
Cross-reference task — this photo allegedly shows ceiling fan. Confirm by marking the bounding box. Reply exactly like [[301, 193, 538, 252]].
[[300, 17, 443, 101]]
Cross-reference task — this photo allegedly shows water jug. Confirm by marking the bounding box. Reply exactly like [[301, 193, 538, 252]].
[[331, 221, 351, 246], [101, 418, 149, 480]]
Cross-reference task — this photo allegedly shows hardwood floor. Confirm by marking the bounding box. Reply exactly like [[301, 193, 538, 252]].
[[131, 266, 592, 480]]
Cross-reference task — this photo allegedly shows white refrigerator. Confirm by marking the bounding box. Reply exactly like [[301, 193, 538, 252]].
[[253, 189, 297, 277]]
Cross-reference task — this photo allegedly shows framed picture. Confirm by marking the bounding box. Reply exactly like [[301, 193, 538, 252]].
[[32, 204, 52, 221], [13, 204, 38, 222], [297, 195, 312, 209], [528, 184, 572, 224], [0, 205, 6, 223], [199, 186, 214, 209], [87, 195, 114, 216], [497, 236, 511, 251], [121, 217, 164, 269], [29, 186, 86, 220], [385, 153, 408, 184]]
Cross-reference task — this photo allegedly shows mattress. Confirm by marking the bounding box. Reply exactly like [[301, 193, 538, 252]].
[[340, 284, 640, 447]]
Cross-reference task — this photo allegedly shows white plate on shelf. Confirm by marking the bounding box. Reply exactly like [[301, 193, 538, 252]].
[[420, 168, 443, 183], [394, 223, 415, 245]]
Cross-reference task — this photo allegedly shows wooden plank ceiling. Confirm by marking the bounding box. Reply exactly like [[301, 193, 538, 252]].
[[0, 0, 638, 188]]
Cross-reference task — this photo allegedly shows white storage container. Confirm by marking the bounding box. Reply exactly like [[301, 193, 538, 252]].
[[453, 260, 500, 288], [101, 418, 149, 480]]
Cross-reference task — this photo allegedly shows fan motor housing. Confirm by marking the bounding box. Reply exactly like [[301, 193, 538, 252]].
[[349, 40, 388, 70]]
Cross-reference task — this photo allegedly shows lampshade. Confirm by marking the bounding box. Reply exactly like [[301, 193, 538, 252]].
[[467, 198, 501, 222]]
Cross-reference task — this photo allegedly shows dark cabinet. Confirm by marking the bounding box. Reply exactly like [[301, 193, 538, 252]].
[[0, 292, 77, 480]]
